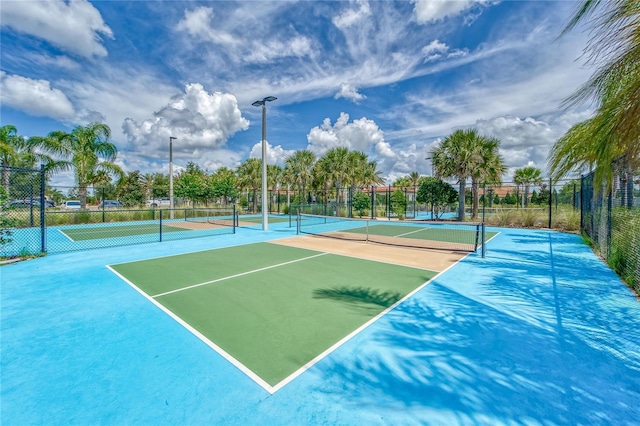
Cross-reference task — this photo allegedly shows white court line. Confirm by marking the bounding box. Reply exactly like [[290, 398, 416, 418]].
[[394, 227, 429, 238], [57, 228, 76, 242], [152, 252, 329, 298]]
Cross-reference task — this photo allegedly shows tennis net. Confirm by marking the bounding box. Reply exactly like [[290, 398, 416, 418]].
[[297, 213, 485, 252], [184, 208, 236, 229]]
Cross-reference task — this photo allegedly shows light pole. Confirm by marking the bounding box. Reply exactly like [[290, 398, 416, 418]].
[[252, 96, 277, 231], [169, 136, 176, 219]]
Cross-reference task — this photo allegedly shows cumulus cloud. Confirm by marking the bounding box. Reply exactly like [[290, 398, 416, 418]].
[[334, 83, 366, 103], [249, 141, 295, 166], [475, 115, 568, 176], [306, 113, 387, 156], [0, 71, 75, 119], [411, 0, 489, 23], [0, 0, 113, 58], [122, 83, 249, 159]]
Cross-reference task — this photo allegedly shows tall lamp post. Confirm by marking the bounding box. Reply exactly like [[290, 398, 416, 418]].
[[252, 96, 277, 231], [169, 136, 176, 219]]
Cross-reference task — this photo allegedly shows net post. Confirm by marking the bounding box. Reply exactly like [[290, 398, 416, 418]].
[[296, 212, 301, 235], [365, 218, 369, 243], [233, 204, 236, 234], [159, 209, 163, 242], [481, 222, 486, 258]]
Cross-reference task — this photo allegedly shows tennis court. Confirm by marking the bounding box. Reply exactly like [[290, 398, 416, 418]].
[[2, 222, 639, 424], [109, 242, 443, 391], [60, 223, 187, 241]]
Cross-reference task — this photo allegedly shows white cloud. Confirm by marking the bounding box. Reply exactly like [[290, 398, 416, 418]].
[[411, 0, 489, 23], [334, 83, 366, 103], [332, 1, 372, 29], [176, 6, 313, 64], [0, 72, 75, 119], [122, 83, 249, 160], [249, 141, 295, 166], [306, 113, 387, 157], [0, 0, 113, 58], [176, 7, 237, 47], [422, 40, 468, 63]]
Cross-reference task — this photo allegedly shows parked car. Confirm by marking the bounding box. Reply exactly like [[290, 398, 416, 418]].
[[9, 199, 55, 208], [98, 200, 122, 209], [63, 200, 82, 210], [145, 197, 171, 207]]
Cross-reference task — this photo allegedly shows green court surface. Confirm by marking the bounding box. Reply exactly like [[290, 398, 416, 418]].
[[239, 216, 290, 224], [337, 223, 497, 243], [109, 242, 435, 389], [61, 223, 188, 241]]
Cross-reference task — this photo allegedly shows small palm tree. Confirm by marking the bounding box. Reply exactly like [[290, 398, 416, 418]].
[[513, 166, 543, 207]]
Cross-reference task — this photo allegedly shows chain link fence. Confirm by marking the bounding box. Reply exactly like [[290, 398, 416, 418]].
[[581, 158, 640, 292], [1, 166, 236, 257], [0, 165, 45, 257]]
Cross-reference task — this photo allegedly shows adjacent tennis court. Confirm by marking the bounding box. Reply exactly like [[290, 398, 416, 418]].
[[109, 241, 439, 391], [298, 214, 498, 252], [60, 223, 186, 241]]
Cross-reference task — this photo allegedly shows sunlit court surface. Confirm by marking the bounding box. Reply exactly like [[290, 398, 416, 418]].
[[1, 220, 639, 425]]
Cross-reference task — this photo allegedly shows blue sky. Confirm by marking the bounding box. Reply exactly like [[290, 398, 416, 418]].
[[1, 0, 593, 187]]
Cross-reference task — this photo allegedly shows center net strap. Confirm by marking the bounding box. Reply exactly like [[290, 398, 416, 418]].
[[297, 213, 482, 252]]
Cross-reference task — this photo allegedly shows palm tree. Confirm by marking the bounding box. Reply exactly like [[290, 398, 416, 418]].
[[432, 129, 505, 220], [319, 147, 351, 212], [469, 136, 506, 218], [555, 0, 640, 187], [431, 129, 479, 221], [513, 166, 543, 208], [267, 164, 283, 211], [1, 125, 24, 192], [284, 150, 316, 204], [236, 158, 262, 213], [408, 171, 421, 188], [1, 125, 53, 193], [28, 123, 124, 208]]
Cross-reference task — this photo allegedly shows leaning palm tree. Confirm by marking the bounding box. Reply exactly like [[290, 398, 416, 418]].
[[28, 123, 124, 208], [555, 0, 640, 187], [513, 166, 543, 208]]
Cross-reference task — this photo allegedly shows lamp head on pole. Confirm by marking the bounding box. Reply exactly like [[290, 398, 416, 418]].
[[252, 96, 277, 107]]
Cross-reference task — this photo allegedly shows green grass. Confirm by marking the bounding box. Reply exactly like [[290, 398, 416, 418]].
[[110, 242, 435, 387]]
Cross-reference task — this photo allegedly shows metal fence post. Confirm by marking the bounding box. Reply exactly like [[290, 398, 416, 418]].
[[40, 164, 46, 254]]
